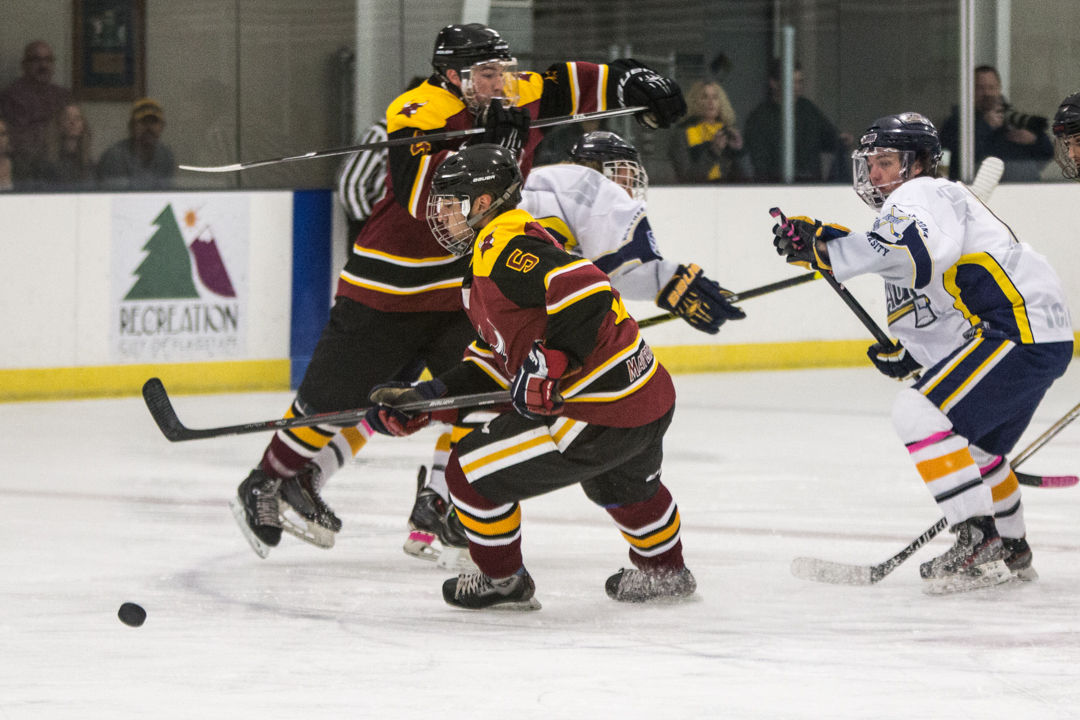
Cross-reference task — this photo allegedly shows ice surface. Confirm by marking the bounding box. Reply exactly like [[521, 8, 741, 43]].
[[2, 366, 1079, 719]]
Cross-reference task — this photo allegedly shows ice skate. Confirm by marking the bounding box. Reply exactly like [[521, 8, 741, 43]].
[[404, 466, 474, 570], [1002, 536, 1038, 581], [229, 468, 283, 559], [605, 566, 697, 603], [920, 515, 1012, 594], [277, 464, 340, 549], [442, 568, 541, 610]]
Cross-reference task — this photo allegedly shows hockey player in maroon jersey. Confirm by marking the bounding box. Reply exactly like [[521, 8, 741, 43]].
[[363, 144, 696, 609], [229, 23, 688, 558]]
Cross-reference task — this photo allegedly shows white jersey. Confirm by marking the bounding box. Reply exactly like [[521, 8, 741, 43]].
[[828, 176, 1073, 367], [520, 163, 678, 301]]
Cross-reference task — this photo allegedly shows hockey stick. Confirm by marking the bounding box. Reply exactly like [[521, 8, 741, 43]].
[[636, 271, 822, 329], [790, 518, 948, 585], [141, 377, 510, 442], [790, 427, 1075, 586], [1012, 400, 1080, 487], [178, 105, 646, 173]]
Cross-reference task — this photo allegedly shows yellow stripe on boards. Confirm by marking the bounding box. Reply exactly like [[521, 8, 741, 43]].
[[0, 360, 289, 402]]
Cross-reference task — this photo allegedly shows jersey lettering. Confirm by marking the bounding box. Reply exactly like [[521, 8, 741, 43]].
[[624, 343, 654, 382]]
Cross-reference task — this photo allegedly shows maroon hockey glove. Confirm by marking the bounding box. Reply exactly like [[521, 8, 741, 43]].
[[510, 342, 569, 420], [367, 379, 449, 437], [656, 263, 746, 335]]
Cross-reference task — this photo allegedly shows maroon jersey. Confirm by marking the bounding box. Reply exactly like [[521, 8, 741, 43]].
[[453, 208, 675, 428], [336, 62, 624, 313]]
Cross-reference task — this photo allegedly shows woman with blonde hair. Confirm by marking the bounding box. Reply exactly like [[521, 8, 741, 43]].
[[669, 80, 750, 183], [31, 103, 94, 189]]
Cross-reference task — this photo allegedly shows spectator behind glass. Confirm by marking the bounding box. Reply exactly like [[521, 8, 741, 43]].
[[97, 98, 176, 190], [28, 103, 95, 190], [744, 59, 850, 183], [0, 118, 14, 191], [668, 80, 750, 183], [939, 65, 1054, 182], [0, 41, 74, 174]]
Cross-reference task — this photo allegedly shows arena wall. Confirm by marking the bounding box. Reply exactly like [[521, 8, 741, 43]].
[[1, 184, 1076, 401]]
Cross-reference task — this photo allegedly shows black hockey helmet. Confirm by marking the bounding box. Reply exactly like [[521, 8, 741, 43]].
[[569, 130, 640, 165], [432, 24, 512, 72], [427, 144, 523, 255], [1052, 91, 1080, 137], [569, 130, 649, 200], [852, 112, 942, 209], [1052, 91, 1080, 180], [431, 24, 517, 112]]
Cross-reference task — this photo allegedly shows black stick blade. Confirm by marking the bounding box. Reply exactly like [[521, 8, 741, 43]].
[[142, 378, 191, 441]]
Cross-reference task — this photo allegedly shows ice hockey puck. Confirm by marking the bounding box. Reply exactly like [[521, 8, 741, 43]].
[[118, 602, 146, 627]]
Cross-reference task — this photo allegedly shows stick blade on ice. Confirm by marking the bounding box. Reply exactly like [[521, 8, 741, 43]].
[[790, 557, 874, 585]]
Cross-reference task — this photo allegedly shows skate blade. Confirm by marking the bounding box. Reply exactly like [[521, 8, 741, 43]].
[[404, 532, 476, 571], [923, 559, 1013, 595], [228, 498, 273, 559], [279, 500, 335, 549]]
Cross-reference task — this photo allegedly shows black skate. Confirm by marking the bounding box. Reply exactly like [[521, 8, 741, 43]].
[[1002, 536, 1038, 581], [404, 466, 474, 570], [442, 569, 541, 611], [229, 468, 283, 559], [278, 464, 340, 549], [605, 566, 697, 603], [919, 515, 1012, 594]]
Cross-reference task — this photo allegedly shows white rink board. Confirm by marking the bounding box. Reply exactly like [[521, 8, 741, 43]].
[[2, 183, 1077, 373]]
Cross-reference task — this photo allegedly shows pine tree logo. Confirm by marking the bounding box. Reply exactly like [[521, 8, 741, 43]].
[[124, 204, 236, 300]]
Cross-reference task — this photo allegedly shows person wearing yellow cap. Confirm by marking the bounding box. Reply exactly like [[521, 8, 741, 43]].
[[96, 97, 175, 189]]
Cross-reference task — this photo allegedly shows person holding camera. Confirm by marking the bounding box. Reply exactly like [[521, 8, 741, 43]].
[[669, 80, 751, 183], [940, 65, 1053, 182]]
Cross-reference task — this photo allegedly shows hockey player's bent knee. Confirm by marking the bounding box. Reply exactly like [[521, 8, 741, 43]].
[[581, 476, 660, 508], [891, 387, 952, 444]]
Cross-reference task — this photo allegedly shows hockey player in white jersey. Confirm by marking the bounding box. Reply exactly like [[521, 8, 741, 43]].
[[401, 130, 747, 564], [771, 112, 1073, 593], [1052, 91, 1080, 180], [524, 130, 746, 327]]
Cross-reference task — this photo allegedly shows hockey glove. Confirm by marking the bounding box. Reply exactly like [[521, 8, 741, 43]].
[[481, 102, 530, 157], [367, 378, 449, 437], [610, 59, 687, 129], [510, 341, 569, 420], [656, 264, 747, 335], [769, 207, 847, 271], [867, 341, 923, 380]]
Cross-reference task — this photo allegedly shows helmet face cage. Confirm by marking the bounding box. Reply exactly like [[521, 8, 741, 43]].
[[852, 148, 915, 210], [1053, 135, 1080, 180], [458, 59, 520, 112], [426, 194, 476, 255], [601, 160, 649, 201]]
